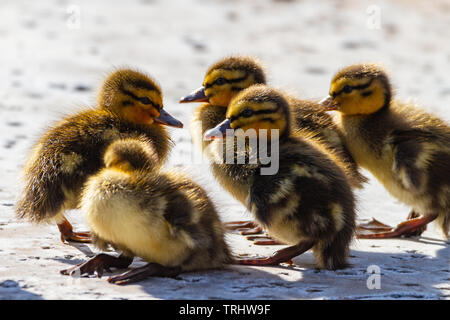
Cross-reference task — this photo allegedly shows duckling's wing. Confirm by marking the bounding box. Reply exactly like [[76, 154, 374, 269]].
[[391, 128, 448, 144], [390, 128, 450, 193], [291, 102, 368, 189], [248, 171, 286, 225]]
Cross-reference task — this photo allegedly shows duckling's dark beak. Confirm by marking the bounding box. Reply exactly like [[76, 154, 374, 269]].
[[179, 86, 208, 103], [204, 119, 232, 140], [154, 109, 184, 128], [319, 95, 338, 111]]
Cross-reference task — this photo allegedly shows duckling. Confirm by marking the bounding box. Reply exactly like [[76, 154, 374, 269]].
[[180, 56, 366, 188], [321, 63, 450, 239], [60, 137, 232, 284], [180, 56, 266, 152], [180, 56, 365, 238], [16, 69, 183, 243], [204, 85, 356, 269]]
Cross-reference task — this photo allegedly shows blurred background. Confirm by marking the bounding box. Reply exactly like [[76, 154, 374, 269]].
[[0, 0, 449, 300]]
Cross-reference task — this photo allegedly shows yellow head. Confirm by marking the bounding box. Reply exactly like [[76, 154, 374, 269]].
[[204, 85, 290, 140], [103, 137, 160, 172], [98, 69, 183, 127], [180, 56, 266, 107], [321, 63, 392, 115]]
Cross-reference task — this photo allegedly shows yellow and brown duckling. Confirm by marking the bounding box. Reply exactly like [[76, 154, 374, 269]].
[[321, 63, 450, 239], [204, 85, 356, 269], [60, 137, 232, 285], [180, 55, 366, 189], [180, 56, 365, 239], [16, 69, 183, 243], [180, 56, 266, 151]]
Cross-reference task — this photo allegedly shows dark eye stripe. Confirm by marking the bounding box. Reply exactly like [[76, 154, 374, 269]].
[[138, 97, 151, 105], [120, 88, 162, 110], [333, 78, 374, 97], [146, 100, 162, 111], [205, 73, 249, 89], [229, 105, 280, 123]]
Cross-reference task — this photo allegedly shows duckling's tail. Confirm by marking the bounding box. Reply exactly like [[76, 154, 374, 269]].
[[313, 227, 353, 270], [313, 208, 355, 270], [16, 174, 66, 223]]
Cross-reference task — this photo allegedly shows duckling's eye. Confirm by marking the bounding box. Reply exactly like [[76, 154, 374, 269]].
[[343, 85, 353, 94], [242, 108, 253, 118], [138, 97, 151, 105], [215, 77, 227, 85]]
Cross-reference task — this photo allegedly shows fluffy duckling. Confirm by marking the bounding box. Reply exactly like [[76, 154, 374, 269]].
[[204, 85, 356, 269], [180, 56, 364, 240], [180, 56, 366, 190], [180, 56, 266, 151], [321, 63, 450, 238], [60, 137, 232, 285], [16, 69, 183, 243]]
